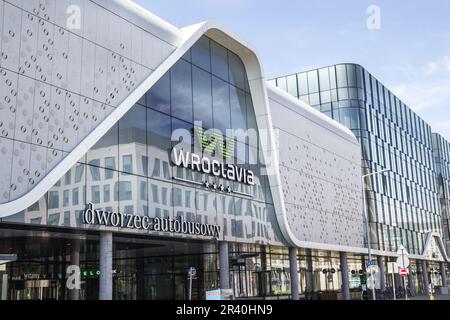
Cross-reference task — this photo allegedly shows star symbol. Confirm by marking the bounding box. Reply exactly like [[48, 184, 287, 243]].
[[219, 184, 225, 192], [226, 186, 232, 193], [212, 183, 217, 190], [204, 181, 210, 188]]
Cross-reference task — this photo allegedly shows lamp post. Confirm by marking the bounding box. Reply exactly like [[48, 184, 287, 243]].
[[362, 168, 390, 301]]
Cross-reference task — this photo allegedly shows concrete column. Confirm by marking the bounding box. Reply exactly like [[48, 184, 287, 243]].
[[422, 260, 429, 296], [377, 256, 386, 291], [408, 271, 416, 295], [440, 262, 448, 294], [305, 249, 315, 297], [219, 242, 230, 290], [1, 274, 7, 300], [68, 240, 80, 300], [99, 232, 113, 300], [289, 248, 299, 300], [339, 252, 350, 300]]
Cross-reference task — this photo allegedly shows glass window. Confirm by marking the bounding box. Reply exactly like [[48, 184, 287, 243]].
[[65, 170, 71, 185], [75, 164, 84, 183], [119, 104, 146, 175], [192, 36, 211, 72], [115, 181, 132, 201], [89, 161, 101, 181], [88, 123, 118, 166], [122, 155, 133, 174], [105, 157, 115, 179], [229, 51, 246, 91], [307, 70, 319, 93], [318, 68, 330, 91], [286, 75, 298, 97], [276, 77, 287, 92], [146, 71, 170, 115], [72, 188, 79, 205], [91, 185, 100, 204], [63, 190, 69, 207], [193, 66, 213, 129], [230, 86, 247, 133], [212, 76, 231, 134], [140, 180, 147, 201], [211, 41, 229, 81], [346, 64, 357, 87], [171, 59, 193, 123], [101, 187, 110, 207], [336, 65, 348, 88], [172, 118, 193, 152]]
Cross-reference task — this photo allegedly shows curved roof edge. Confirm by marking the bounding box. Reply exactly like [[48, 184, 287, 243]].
[[0, 17, 366, 254], [266, 83, 360, 146], [92, 0, 182, 46]]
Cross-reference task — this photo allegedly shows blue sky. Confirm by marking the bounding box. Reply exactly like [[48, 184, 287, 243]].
[[135, 0, 450, 140]]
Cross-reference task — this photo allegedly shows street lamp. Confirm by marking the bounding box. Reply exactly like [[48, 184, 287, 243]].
[[362, 168, 390, 301]]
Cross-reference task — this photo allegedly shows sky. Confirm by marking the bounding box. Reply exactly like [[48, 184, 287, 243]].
[[134, 0, 450, 141]]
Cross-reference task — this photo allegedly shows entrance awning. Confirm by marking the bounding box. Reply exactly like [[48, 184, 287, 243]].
[[0, 254, 17, 265]]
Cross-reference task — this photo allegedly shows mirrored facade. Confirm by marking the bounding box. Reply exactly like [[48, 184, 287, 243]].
[[433, 133, 450, 254], [271, 64, 442, 255]]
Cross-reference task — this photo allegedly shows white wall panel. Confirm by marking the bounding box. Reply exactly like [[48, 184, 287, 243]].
[[14, 75, 35, 143], [1, 3, 22, 73], [32, 80, 51, 147], [80, 39, 95, 98], [82, 0, 97, 43], [66, 32, 82, 93], [0, 136, 13, 203], [35, 18, 54, 83], [10, 139, 31, 200], [93, 46, 108, 104], [0, 68, 18, 139], [51, 26, 68, 89]]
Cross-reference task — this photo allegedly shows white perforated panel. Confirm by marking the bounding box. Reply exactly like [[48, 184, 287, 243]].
[[269, 94, 364, 248], [0, 0, 176, 204]]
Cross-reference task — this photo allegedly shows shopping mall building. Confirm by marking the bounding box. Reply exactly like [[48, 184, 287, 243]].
[[0, 0, 448, 300]]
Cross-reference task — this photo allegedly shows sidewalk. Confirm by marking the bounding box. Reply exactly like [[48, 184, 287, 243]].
[[408, 294, 450, 301]]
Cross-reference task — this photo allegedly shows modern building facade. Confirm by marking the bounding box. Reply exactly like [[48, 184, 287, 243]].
[[433, 133, 450, 256], [0, 0, 371, 300], [271, 64, 450, 294]]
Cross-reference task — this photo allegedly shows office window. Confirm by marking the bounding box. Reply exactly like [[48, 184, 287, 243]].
[[91, 186, 100, 204], [49, 191, 59, 209], [63, 190, 69, 207], [115, 181, 132, 201], [72, 188, 79, 206], [105, 157, 115, 179], [89, 160, 101, 181], [122, 155, 133, 174], [75, 164, 84, 183], [65, 170, 71, 185], [104, 184, 110, 202]]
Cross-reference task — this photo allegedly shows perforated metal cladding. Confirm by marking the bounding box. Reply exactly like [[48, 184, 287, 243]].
[[269, 96, 364, 248], [0, 0, 175, 204]]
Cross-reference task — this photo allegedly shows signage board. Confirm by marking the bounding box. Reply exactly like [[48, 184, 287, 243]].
[[82, 203, 221, 239], [387, 262, 398, 274], [400, 268, 408, 277], [396, 245, 410, 269]]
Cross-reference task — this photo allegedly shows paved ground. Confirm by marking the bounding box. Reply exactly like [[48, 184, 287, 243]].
[[407, 294, 450, 300]]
